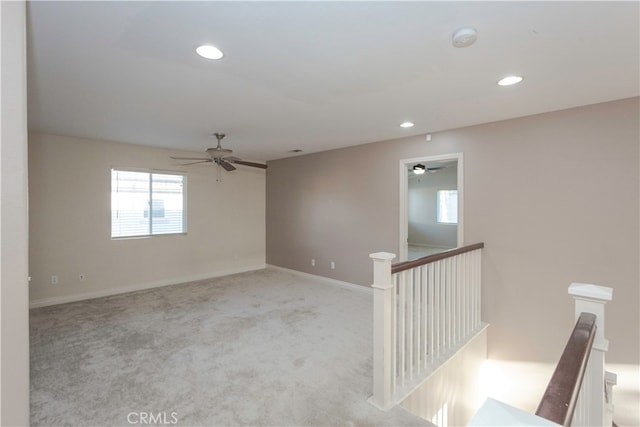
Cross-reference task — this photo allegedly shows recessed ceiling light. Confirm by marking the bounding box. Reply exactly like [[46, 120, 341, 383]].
[[497, 75, 524, 86], [400, 121, 415, 128], [196, 44, 224, 60]]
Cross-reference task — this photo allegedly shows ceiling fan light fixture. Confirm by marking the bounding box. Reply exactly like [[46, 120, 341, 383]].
[[497, 75, 524, 86], [196, 44, 224, 60], [413, 164, 426, 175]]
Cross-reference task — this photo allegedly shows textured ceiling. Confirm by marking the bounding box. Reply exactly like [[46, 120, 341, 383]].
[[27, 1, 639, 161]]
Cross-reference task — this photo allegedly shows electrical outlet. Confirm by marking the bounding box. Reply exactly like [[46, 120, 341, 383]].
[[79, 273, 86, 281], [311, 259, 316, 267], [330, 261, 336, 270], [51, 275, 59, 285]]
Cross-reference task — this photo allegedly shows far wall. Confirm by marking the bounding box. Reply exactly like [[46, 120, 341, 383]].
[[408, 165, 457, 248], [266, 98, 639, 367], [29, 133, 266, 306]]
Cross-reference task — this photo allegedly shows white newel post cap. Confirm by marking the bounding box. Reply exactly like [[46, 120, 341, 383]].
[[568, 283, 613, 301], [370, 252, 396, 290], [369, 252, 396, 262]]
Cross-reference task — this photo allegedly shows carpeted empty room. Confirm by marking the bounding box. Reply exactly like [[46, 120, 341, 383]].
[[30, 268, 429, 426]]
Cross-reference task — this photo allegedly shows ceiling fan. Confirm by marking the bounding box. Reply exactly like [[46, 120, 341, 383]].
[[412, 164, 447, 175], [170, 133, 267, 171]]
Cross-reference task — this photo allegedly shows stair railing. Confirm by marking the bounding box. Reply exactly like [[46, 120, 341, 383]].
[[536, 312, 597, 425], [536, 283, 615, 427], [369, 243, 484, 410]]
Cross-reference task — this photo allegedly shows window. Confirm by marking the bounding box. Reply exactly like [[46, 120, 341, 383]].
[[111, 169, 185, 238], [437, 190, 458, 224]]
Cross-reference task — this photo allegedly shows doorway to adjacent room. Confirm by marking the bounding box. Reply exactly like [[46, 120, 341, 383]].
[[399, 153, 463, 261]]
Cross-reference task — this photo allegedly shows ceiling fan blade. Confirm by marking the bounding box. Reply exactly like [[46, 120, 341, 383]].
[[218, 160, 236, 171], [181, 160, 212, 166], [170, 156, 211, 161], [426, 167, 445, 173], [229, 159, 268, 169]]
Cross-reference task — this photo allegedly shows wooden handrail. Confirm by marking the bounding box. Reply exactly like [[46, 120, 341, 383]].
[[391, 242, 484, 274], [536, 312, 597, 426]]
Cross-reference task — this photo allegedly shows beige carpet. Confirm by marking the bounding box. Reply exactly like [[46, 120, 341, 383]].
[[30, 267, 431, 426]]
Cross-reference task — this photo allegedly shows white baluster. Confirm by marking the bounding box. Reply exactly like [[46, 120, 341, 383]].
[[434, 260, 441, 360], [399, 270, 406, 386], [421, 265, 428, 370], [445, 257, 451, 351], [392, 274, 397, 394], [407, 270, 414, 380], [429, 264, 436, 363], [477, 249, 482, 328], [414, 267, 422, 375], [451, 255, 458, 345], [471, 250, 476, 330], [468, 252, 473, 332]]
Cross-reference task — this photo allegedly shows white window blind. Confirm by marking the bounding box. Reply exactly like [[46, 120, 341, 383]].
[[111, 169, 185, 238], [437, 189, 458, 224]]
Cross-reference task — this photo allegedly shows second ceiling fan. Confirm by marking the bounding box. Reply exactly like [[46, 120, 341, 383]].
[[170, 133, 267, 171]]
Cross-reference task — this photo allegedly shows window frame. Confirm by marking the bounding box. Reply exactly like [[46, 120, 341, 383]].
[[436, 189, 458, 225], [111, 168, 187, 239]]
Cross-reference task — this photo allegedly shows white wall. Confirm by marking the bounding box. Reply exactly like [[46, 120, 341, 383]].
[[267, 98, 639, 424], [29, 133, 266, 306], [408, 165, 457, 248], [0, 0, 30, 424]]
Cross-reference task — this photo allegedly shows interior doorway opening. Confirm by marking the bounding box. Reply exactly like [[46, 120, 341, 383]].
[[399, 153, 463, 262]]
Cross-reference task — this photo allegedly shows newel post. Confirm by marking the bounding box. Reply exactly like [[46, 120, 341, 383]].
[[568, 283, 613, 427], [369, 252, 396, 410]]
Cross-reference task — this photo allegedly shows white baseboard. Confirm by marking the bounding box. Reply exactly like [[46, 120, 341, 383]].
[[29, 264, 267, 309], [266, 264, 372, 295]]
